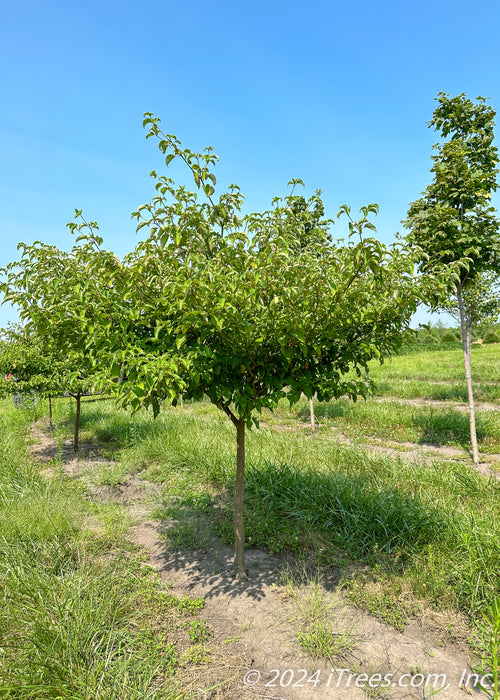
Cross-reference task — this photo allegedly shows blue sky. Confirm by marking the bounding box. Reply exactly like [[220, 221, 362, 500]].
[[1, 0, 500, 328]]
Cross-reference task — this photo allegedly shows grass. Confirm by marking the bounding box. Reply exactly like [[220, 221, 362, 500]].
[[280, 565, 360, 664], [343, 576, 420, 632], [22, 350, 500, 682], [368, 344, 500, 384], [303, 397, 500, 452], [0, 399, 221, 699], [363, 344, 500, 402], [60, 396, 500, 627], [473, 597, 500, 699], [373, 379, 500, 402]]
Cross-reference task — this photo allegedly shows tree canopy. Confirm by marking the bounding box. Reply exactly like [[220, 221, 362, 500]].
[[405, 92, 500, 286], [0, 237, 102, 451], [1, 116, 421, 577]]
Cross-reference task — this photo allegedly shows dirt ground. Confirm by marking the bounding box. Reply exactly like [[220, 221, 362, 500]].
[[31, 422, 488, 700]]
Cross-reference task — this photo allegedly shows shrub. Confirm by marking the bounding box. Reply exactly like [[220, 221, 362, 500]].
[[441, 330, 459, 343], [483, 330, 500, 344]]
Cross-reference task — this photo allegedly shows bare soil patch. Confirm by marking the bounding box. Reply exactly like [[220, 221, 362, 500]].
[[373, 395, 500, 413]]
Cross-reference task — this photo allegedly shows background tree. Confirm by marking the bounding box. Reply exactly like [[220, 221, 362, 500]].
[[0, 232, 109, 451], [404, 93, 500, 464], [280, 179, 332, 430], [0, 324, 53, 419]]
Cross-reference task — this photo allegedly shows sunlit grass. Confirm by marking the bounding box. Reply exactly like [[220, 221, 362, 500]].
[[302, 397, 500, 452], [369, 344, 500, 383]]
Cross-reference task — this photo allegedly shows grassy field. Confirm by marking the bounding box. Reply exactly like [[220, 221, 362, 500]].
[[0, 402, 224, 699], [2, 344, 500, 696], [301, 398, 500, 452], [66, 378, 500, 622], [366, 344, 500, 401]]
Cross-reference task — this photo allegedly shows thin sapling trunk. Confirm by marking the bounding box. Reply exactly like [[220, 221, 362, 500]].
[[234, 418, 248, 580], [48, 395, 53, 431], [72, 392, 81, 453], [457, 282, 480, 464], [309, 396, 316, 431]]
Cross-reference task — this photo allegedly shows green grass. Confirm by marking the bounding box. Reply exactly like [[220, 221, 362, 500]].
[[369, 344, 500, 383], [14, 347, 500, 688], [373, 379, 500, 402], [0, 400, 218, 699], [303, 397, 500, 452], [63, 398, 500, 626], [281, 565, 360, 663], [359, 344, 500, 402]]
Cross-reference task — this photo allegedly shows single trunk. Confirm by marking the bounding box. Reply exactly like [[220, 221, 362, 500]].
[[48, 395, 53, 431], [457, 283, 480, 464], [74, 393, 81, 453], [365, 367, 370, 390], [234, 419, 248, 580], [309, 397, 316, 431]]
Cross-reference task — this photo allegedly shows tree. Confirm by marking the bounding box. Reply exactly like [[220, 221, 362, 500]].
[[65, 116, 417, 579], [0, 235, 104, 452], [2, 117, 420, 578], [285, 180, 331, 431], [404, 93, 500, 464], [0, 324, 52, 418]]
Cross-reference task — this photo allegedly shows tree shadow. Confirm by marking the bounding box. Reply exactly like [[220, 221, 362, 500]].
[[138, 493, 344, 602], [297, 400, 349, 422], [76, 404, 165, 449], [412, 410, 491, 448], [146, 458, 450, 601]]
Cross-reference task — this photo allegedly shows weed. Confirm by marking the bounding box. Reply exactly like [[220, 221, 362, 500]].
[[282, 566, 359, 665], [344, 578, 419, 632], [183, 619, 213, 644], [181, 644, 211, 664], [162, 593, 205, 615], [474, 597, 500, 699]]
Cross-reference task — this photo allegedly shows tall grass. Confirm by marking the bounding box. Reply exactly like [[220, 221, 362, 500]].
[[306, 398, 500, 451], [373, 379, 500, 402], [0, 400, 209, 699]]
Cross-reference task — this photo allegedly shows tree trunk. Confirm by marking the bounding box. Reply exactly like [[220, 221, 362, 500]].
[[234, 419, 248, 580], [73, 393, 81, 453], [48, 395, 53, 431], [365, 367, 370, 390], [309, 397, 316, 431], [457, 283, 480, 464]]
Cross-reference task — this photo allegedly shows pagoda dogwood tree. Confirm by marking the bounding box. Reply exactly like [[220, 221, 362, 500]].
[[59, 115, 418, 579], [0, 324, 93, 450], [404, 93, 500, 464], [2, 116, 421, 579], [0, 324, 53, 417]]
